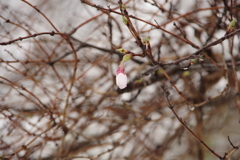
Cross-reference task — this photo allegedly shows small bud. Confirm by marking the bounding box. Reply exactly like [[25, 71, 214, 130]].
[[145, 36, 150, 43], [142, 37, 150, 44], [191, 58, 198, 63], [116, 48, 128, 53], [116, 66, 127, 89], [199, 55, 205, 62], [122, 16, 128, 25], [135, 78, 143, 85], [142, 37, 150, 49], [183, 71, 191, 77], [157, 69, 162, 75], [122, 54, 132, 62], [116, 73, 127, 89], [226, 18, 237, 34], [121, 4, 126, 11]]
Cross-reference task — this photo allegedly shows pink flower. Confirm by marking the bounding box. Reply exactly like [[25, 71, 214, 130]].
[[116, 65, 127, 89]]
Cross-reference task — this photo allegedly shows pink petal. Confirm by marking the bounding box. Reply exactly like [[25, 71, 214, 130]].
[[116, 73, 127, 89]]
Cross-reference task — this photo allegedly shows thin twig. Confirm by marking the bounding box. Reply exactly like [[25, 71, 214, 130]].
[[161, 85, 223, 159]]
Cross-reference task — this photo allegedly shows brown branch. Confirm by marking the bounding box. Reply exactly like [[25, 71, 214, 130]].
[[162, 28, 240, 67], [223, 136, 240, 160], [161, 85, 223, 159], [21, 0, 59, 32], [81, 0, 200, 49]]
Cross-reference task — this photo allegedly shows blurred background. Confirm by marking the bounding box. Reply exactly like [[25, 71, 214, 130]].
[[0, 0, 240, 159]]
